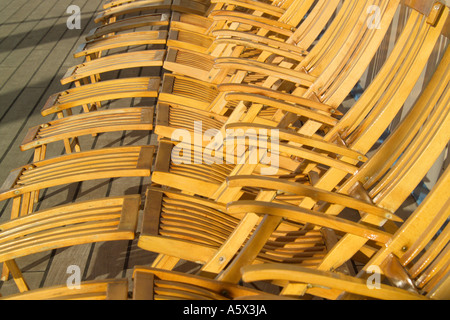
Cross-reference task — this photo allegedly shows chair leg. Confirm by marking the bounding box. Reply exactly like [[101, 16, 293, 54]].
[[10, 196, 22, 220], [63, 137, 81, 154], [33, 145, 47, 163], [1, 196, 33, 281], [1, 263, 9, 282], [31, 145, 47, 205], [151, 254, 180, 270], [4, 260, 29, 293], [20, 193, 32, 217]]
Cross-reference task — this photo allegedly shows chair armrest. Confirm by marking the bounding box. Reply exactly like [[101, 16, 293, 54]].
[[225, 123, 367, 162], [215, 57, 315, 86], [223, 92, 338, 125], [212, 30, 306, 55], [217, 84, 341, 115], [210, 11, 294, 36], [226, 175, 401, 222], [241, 264, 428, 300], [227, 200, 393, 244], [210, 0, 285, 17]]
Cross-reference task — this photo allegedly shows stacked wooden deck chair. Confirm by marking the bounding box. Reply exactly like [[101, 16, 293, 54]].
[[137, 0, 448, 285], [1, 266, 281, 300], [0, 0, 334, 295], [219, 4, 449, 294], [0, 0, 448, 301], [24, 0, 303, 161], [151, 0, 402, 196], [238, 55, 450, 299]]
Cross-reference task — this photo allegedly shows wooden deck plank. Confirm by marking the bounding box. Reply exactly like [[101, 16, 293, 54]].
[[0, 0, 56, 66], [0, 0, 37, 29]]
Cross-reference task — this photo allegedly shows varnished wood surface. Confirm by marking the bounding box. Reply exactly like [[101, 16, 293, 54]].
[[0, 0, 159, 296], [0, 0, 448, 300]]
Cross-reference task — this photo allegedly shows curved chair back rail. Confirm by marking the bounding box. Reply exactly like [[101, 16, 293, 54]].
[[61, 51, 166, 85], [74, 31, 168, 59], [20, 107, 154, 159], [94, 0, 173, 24], [41, 77, 160, 117], [1, 279, 129, 300], [86, 13, 170, 42], [0, 146, 154, 218]]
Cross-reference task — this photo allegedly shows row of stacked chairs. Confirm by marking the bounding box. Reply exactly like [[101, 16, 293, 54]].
[[0, 0, 449, 300]]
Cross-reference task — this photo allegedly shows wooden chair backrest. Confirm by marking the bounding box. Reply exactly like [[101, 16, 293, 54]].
[[359, 166, 450, 299], [292, 3, 449, 207], [223, 46, 448, 296], [215, 3, 449, 286], [0, 146, 154, 219], [282, 43, 449, 297]]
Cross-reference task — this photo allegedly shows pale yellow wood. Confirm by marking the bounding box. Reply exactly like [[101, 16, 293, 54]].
[[0, 196, 141, 292], [21, 108, 154, 158]]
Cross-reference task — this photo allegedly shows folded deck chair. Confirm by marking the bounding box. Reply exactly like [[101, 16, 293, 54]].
[[164, 0, 340, 82], [0, 196, 141, 293]]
